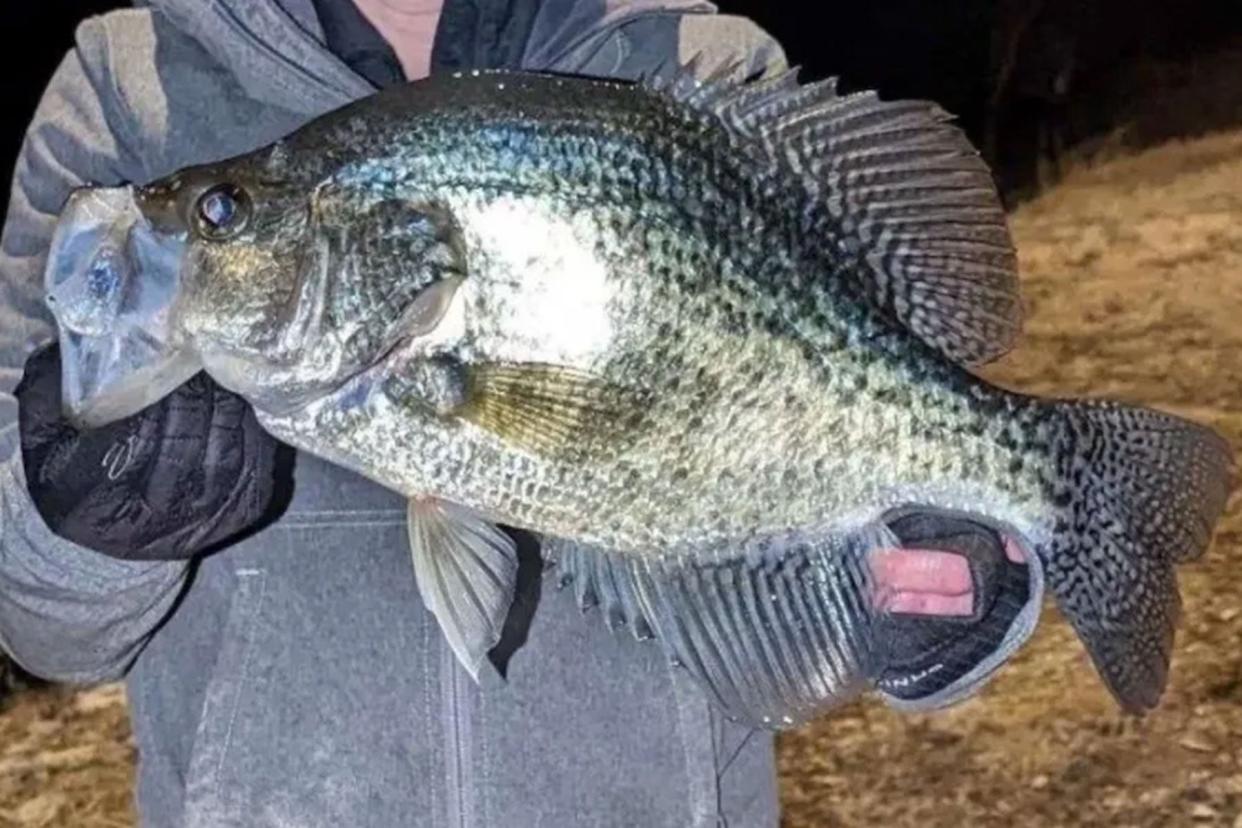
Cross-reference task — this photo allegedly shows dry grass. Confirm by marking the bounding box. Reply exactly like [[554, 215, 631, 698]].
[[3, 129, 1242, 828], [0, 686, 133, 827]]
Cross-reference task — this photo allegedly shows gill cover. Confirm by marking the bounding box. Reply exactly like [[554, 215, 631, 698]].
[[43, 186, 199, 428]]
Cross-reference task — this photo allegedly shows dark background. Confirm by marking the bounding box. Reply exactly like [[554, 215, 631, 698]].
[[0, 1, 124, 215], [725, 0, 1242, 198], [2, 1, 1241, 218]]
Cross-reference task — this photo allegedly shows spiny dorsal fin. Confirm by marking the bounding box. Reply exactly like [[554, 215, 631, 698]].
[[645, 60, 1021, 367]]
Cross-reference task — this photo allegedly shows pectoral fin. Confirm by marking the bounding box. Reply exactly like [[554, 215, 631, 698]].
[[457, 362, 651, 462], [408, 498, 518, 681]]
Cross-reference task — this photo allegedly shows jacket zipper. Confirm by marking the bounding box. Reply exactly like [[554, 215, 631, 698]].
[[442, 644, 470, 828]]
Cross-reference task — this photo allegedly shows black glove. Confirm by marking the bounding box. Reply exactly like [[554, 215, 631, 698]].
[[15, 343, 285, 560], [876, 512, 1030, 701]]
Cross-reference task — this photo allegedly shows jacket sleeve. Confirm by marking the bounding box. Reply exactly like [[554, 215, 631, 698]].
[[550, 10, 789, 85], [0, 27, 191, 684], [670, 13, 788, 76]]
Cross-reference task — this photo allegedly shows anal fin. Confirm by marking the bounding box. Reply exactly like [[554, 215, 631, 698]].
[[545, 526, 894, 728]]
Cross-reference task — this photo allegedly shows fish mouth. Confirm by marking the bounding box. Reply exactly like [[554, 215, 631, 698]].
[[868, 507, 1044, 709], [43, 186, 201, 428]]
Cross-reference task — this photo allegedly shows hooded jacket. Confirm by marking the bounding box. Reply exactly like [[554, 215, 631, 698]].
[[0, 2, 787, 825]]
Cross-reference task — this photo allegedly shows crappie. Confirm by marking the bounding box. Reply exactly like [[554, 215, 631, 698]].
[[43, 65, 1234, 727]]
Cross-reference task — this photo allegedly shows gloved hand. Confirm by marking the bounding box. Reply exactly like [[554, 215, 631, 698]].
[[873, 511, 1030, 701], [15, 343, 283, 560]]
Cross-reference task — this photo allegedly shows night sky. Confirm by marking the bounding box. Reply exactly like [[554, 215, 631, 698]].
[[2, 1, 994, 212]]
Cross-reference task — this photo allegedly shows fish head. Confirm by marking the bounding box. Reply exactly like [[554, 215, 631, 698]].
[[43, 141, 348, 423], [140, 134, 466, 415], [136, 148, 327, 402]]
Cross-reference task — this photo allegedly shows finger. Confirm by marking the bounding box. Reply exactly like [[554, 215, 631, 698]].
[[870, 547, 973, 595]]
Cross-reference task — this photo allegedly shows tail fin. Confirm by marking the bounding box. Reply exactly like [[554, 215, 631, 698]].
[[1049, 401, 1235, 712]]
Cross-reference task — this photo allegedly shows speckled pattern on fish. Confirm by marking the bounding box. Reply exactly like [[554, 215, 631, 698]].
[[43, 65, 1235, 728]]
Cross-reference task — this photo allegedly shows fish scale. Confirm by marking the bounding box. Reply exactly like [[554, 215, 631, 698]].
[[43, 65, 1233, 727], [268, 180, 1037, 563]]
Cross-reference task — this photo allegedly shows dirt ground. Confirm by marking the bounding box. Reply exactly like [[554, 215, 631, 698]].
[[780, 129, 1242, 828], [2, 129, 1241, 827]]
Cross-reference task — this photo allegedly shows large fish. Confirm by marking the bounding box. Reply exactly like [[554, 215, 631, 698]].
[[42, 64, 1234, 727]]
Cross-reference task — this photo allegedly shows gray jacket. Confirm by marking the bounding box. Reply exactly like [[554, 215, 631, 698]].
[[0, 1, 789, 825]]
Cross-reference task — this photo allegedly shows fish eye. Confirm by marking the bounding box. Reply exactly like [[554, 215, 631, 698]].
[[193, 184, 251, 240]]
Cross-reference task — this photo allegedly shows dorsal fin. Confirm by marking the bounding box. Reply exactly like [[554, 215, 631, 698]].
[[645, 61, 1021, 367]]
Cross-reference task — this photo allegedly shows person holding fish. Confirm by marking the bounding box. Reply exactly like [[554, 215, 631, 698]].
[[1, 1, 1232, 827]]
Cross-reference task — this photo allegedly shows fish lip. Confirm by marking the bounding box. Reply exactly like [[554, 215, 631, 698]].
[[62, 339, 199, 429], [44, 186, 200, 426]]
